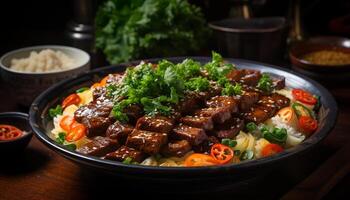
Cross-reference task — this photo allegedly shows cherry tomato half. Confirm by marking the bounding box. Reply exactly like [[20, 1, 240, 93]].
[[59, 115, 75, 132], [299, 116, 318, 135], [0, 124, 23, 141], [261, 143, 283, 157], [62, 93, 81, 108], [292, 89, 317, 105], [66, 123, 86, 142], [184, 153, 218, 167], [210, 143, 234, 164]]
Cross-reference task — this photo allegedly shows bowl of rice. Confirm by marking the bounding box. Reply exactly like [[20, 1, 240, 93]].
[[0, 45, 90, 106]]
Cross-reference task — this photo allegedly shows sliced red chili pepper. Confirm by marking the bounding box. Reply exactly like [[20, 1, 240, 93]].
[[62, 93, 81, 109], [59, 115, 75, 132], [210, 143, 234, 164], [299, 116, 318, 135], [184, 153, 218, 167], [261, 143, 283, 157], [292, 89, 317, 105], [66, 123, 86, 142]]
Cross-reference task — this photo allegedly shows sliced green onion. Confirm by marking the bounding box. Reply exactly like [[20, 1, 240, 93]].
[[76, 87, 90, 93], [240, 150, 254, 160], [221, 138, 237, 147], [49, 105, 63, 119], [246, 122, 257, 132], [122, 157, 133, 164], [64, 144, 77, 151]]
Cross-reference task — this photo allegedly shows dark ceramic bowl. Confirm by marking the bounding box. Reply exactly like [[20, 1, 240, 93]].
[[209, 17, 287, 63], [29, 58, 337, 187], [0, 112, 33, 152]]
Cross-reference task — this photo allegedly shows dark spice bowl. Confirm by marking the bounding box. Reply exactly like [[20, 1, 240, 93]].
[[0, 112, 33, 153], [289, 36, 350, 83], [29, 57, 337, 192], [209, 17, 287, 63]]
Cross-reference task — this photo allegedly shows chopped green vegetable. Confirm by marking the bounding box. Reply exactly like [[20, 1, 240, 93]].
[[234, 150, 241, 156], [221, 138, 237, 147], [122, 157, 133, 164], [257, 73, 273, 92], [76, 87, 90, 93], [222, 83, 242, 96], [95, 0, 210, 64], [56, 132, 66, 144], [64, 144, 77, 151], [246, 122, 257, 132], [240, 150, 254, 160], [262, 127, 287, 144], [185, 77, 210, 91], [49, 105, 63, 119], [292, 102, 315, 118]]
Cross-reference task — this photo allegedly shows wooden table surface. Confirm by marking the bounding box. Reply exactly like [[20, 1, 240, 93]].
[[0, 76, 349, 200]]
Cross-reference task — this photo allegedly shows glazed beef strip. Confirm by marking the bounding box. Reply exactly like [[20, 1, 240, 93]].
[[192, 136, 220, 154], [106, 121, 134, 144], [74, 98, 115, 137], [136, 116, 174, 134], [76, 136, 119, 157], [161, 140, 192, 157], [214, 117, 244, 139], [194, 107, 232, 124], [172, 124, 208, 146], [206, 96, 239, 114], [126, 129, 168, 155], [179, 116, 214, 130], [104, 145, 146, 163]]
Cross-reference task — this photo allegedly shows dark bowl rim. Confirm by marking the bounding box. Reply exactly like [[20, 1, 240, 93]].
[[0, 112, 33, 143], [208, 17, 286, 33], [29, 57, 338, 174]]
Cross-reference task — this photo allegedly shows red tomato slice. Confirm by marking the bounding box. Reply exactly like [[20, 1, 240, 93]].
[[261, 143, 283, 157], [59, 115, 76, 132], [184, 153, 219, 167], [210, 143, 234, 164], [292, 89, 317, 105], [299, 116, 318, 135], [66, 123, 86, 142], [62, 93, 81, 109]]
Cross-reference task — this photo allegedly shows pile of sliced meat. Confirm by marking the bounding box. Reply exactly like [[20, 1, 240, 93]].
[[74, 69, 290, 163]]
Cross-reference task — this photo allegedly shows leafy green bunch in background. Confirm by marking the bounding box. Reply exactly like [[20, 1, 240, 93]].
[[95, 0, 210, 64]]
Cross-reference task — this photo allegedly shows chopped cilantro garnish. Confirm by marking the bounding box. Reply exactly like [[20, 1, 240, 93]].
[[257, 73, 273, 92], [222, 83, 242, 96], [185, 77, 210, 91], [49, 105, 63, 119]]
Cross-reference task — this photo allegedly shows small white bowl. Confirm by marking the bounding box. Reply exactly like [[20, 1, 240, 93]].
[[0, 45, 90, 106]]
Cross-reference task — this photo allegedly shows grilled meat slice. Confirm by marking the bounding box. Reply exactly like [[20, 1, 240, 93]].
[[172, 125, 208, 146], [239, 69, 261, 87], [271, 75, 285, 90], [179, 116, 214, 130], [161, 140, 191, 157], [76, 136, 119, 157], [92, 87, 107, 101], [126, 129, 168, 155], [226, 69, 245, 82], [174, 92, 202, 115], [241, 105, 274, 124], [194, 107, 232, 124], [270, 93, 290, 109], [106, 121, 134, 144], [206, 96, 239, 113], [74, 99, 114, 137], [238, 91, 260, 112], [104, 145, 146, 163], [192, 136, 220, 153], [136, 116, 174, 134], [214, 118, 244, 139]]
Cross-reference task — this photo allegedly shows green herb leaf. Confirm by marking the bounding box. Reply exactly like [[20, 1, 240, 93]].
[[55, 132, 66, 144], [240, 150, 254, 160], [246, 122, 257, 132], [49, 105, 63, 119], [185, 77, 210, 92], [257, 73, 273, 92], [76, 87, 90, 93], [222, 83, 242, 96], [122, 157, 133, 164], [64, 144, 77, 151]]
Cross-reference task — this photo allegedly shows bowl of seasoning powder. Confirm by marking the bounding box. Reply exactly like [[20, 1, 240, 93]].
[[289, 36, 350, 83]]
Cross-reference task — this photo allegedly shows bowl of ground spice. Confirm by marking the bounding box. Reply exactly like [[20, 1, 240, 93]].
[[289, 36, 350, 72]]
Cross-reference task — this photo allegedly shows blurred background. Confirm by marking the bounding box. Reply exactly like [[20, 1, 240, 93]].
[[1, 0, 349, 65]]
